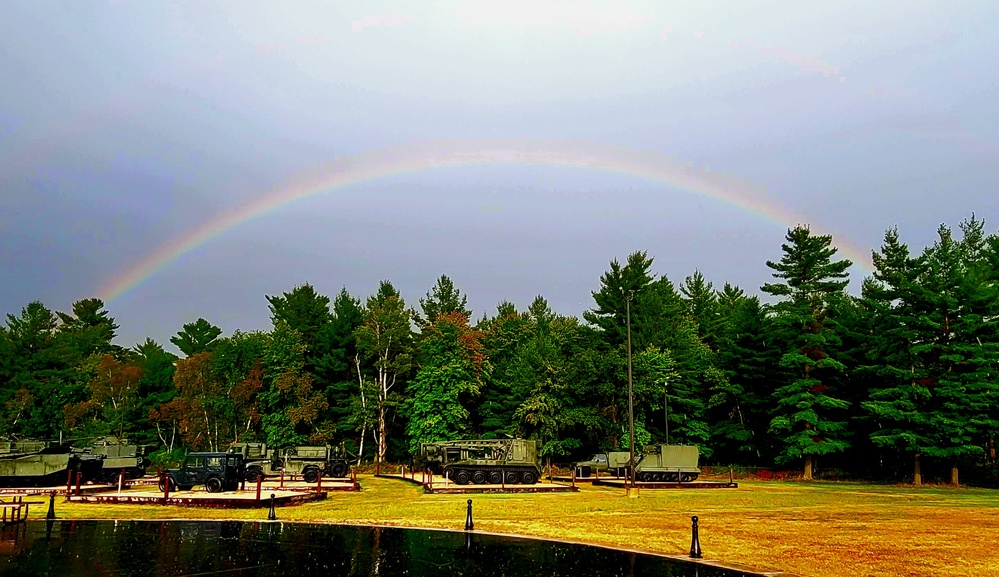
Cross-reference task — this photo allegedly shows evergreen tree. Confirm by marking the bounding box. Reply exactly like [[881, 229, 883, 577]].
[[170, 318, 222, 357], [859, 228, 933, 482], [414, 274, 470, 329], [913, 219, 999, 485], [762, 225, 853, 480]]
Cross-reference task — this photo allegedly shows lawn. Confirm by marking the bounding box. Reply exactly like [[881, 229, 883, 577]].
[[35, 476, 999, 577]]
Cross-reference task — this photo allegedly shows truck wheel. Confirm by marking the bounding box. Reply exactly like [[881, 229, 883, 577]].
[[578, 466, 592, 478], [488, 471, 503, 484], [521, 471, 537, 485], [454, 470, 470, 485], [158, 477, 174, 492], [505, 471, 520, 485], [303, 468, 320, 483], [245, 467, 263, 482], [206, 477, 224, 493], [472, 470, 487, 484], [331, 462, 348, 478]]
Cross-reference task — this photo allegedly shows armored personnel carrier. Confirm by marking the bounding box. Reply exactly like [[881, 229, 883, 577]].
[[0, 439, 94, 487], [229, 442, 352, 482], [633, 444, 700, 482], [415, 438, 542, 485]]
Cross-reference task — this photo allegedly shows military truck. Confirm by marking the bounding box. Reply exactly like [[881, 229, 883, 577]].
[[159, 452, 245, 493], [633, 444, 700, 482], [415, 438, 542, 485], [573, 451, 632, 478], [78, 437, 149, 483], [229, 442, 352, 482]]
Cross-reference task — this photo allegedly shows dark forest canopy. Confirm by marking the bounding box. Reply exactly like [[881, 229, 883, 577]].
[[2, 217, 998, 486]]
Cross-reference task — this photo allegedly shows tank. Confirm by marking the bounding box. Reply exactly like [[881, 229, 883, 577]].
[[573, 451, 632, 478], [633, 444, 700, 482], [416, 438, 542, 485], [84, 437, 149, 483], [229, 442, 352, 482], [0, 440, 85, 488]]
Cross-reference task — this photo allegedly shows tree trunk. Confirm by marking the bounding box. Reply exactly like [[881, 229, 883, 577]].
[[804, 455, 813, 481], [913, 453, 921, 485], [950, 465, 959, 487]]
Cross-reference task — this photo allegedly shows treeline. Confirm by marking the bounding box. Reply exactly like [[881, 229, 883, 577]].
[[1, 217, 997, 485]]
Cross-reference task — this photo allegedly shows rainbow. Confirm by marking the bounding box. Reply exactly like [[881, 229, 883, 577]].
[[97, 139, 874, 302]]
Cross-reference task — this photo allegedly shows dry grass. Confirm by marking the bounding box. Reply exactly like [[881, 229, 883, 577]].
[[34, 476, 999, 577]]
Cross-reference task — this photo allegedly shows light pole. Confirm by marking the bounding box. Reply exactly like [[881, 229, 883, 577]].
[[624, 289, 637, 489]]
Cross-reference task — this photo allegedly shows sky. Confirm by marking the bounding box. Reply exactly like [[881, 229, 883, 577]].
[[2, 1, 997, 353]]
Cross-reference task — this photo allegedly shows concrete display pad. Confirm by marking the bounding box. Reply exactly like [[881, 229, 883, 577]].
[[66, 487, 327, 508], [378, 473, 579, 493], [593, 478, 738, 489]]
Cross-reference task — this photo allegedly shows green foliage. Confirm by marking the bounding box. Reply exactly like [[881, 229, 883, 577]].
[[405, 312, 488, 453]]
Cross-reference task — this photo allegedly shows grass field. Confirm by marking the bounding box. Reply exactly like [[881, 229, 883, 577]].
[[31, 476, 999, 577]]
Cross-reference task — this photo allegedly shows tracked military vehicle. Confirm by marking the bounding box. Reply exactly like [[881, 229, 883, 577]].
[[0, 439, 96, 487], [416, 438, 542, 485], [633, 444, 700, 482], [229, 442, 352, 482], [83, 437, 149, 483]]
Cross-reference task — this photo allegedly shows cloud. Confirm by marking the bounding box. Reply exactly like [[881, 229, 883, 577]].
[[351, 11, 412, 33]]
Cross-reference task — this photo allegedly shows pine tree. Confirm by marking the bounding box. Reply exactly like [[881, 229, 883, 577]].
[[763, 226, 853, 480], [414, 274, 471, 329]]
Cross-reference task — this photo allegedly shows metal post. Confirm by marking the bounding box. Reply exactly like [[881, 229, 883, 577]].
[[74, 471, 82, 496], [280, 471, 285, 488], [689, 516, 702, 558], [66, 469, 73, 494], [729, 468, 734, 485], [316, 472, 322, 492], [255, 475, 262, 502], [571, 467, 576, 489], [464, 499, 473, 531], [46, 492, 56, 520], [267, 494, 276, 521], [162, 473, 170, 501], [117, 469, 124, 496]]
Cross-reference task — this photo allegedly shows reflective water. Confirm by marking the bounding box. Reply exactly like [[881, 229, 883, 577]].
[[0, 521, 754, 577]]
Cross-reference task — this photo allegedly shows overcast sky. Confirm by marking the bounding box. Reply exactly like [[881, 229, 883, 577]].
[[2, 1, 997, 352]]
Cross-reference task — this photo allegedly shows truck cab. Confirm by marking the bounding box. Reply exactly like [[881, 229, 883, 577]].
[[160, 452, 244, 493]]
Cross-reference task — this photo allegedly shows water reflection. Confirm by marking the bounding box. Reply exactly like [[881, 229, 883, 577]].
[[0, 521, 753, 577]]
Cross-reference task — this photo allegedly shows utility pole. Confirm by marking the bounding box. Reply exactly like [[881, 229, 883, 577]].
[[624, 289, 637, 490], [664, 378, 669, 445]]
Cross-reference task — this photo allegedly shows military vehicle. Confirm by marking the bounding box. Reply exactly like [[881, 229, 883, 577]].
[[159, 452, 245, 492], [0, 439, 99, 487], [415, 438, 542, 485], [633, 444, 700, 482], [78, 437, 149, 483], [229, 442, 352, 482], [573, 451, 632, 478]]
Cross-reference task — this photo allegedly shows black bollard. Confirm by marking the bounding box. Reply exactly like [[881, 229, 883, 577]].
[[689, 515, 702, 558], [267, 494, 277, 521], [464, 499, 474, 531], [46, 492, 56, 520]]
